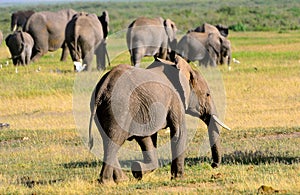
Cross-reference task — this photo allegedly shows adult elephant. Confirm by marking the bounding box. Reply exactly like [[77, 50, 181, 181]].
[[88, 55, 230, 183], [5, 30, 34, 65], [11, 10, 35, 31], [126, 16, 177, 67], [190, 23, 229, 38], [65, 11, 109, 71], [24, 9, 77, 62], [189, 23, 231, 66], [176, 31, 231, 67]]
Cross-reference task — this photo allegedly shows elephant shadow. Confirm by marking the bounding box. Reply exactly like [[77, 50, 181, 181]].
[[61, 150, 299, 169], [61, 158, 172, 170], [185, 150, 300, 166]]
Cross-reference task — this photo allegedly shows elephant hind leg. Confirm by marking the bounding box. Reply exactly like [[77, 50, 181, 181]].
[[99, 137, 127, 184], [132, 136, 159, 180], [131, 48, 144, 67]]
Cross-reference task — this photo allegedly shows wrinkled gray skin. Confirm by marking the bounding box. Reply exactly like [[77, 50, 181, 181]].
[[0, 31, 3, 45], [5, 31, 34, 65], [65, 11, 109, 71], [126, 17, 177, 67], [89, 56, 229, 184], [188, 23, 231, 66], [11, 10, 35, 31], [176, 31, 231, 67], [24, 9, 76, 62]]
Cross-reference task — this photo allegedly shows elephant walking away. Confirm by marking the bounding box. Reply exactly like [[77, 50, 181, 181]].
[[126, 16, 177, 67], [89, 55, 230, 183], [5, 30, 34, 66], [176, 31, 231, 67], [24, 9, 77, 62], [11, 10, 35, 31], [65, 11, 109, 71]]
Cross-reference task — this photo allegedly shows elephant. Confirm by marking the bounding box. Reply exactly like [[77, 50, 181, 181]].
[[189, 23, 229, 38], [176, 31, 231, 67], [24, 9, 77, 62], [11, 10, 35, 31], [88, 55, 230, 183], [65, 11, 109, 71], [5, 30, 34, 66], [188, 23, 231, 66], [126, 16, 177, 67]]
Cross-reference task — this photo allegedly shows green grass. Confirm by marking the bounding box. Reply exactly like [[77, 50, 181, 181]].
[[1, 0, 300, 36], [0, 1, 300, 194]]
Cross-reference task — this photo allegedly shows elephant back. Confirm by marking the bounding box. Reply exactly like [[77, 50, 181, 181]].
[[131, 16, 163, 27], [74, 12, 104, 43]]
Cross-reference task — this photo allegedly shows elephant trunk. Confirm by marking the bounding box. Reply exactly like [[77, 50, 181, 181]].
[[206, 115, 222, 168], [168, 39, 177, 62], [204, 103, 230, 168]]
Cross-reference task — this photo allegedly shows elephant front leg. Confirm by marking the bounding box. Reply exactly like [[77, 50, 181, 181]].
[[208, 116, 222, 168], [170, 123, 187, 180], [31, 46, 46, 62], [132, 136, 159, 180]]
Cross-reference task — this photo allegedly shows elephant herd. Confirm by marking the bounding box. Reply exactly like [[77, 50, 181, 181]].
[[2, 8, 232, 183], [3, 9, 109, 71], [127, 18, 232, 69], [3, 9, 231, 71]]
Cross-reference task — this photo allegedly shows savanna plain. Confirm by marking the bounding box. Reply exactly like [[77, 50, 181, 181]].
[[0, 0, 300, 194]]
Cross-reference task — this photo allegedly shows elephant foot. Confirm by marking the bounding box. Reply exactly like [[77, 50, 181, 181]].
[[131, 161, 157, 180], [98, 177, 114, 185], [211, 162, 219, 169], [113, 169, 128, 183], [131, 161, 143, 180], [98, 171, 128, 184]]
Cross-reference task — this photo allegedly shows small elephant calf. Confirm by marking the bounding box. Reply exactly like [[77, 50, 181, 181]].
[[6, 31, 34, 66]]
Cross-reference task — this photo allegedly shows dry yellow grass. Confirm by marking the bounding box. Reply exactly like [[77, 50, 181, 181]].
[[0, 31, 299, 194]]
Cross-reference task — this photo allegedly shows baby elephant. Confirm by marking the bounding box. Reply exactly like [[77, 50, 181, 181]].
[[6, 31, 34, 66]]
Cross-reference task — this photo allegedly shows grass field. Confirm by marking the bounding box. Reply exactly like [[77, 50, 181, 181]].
[[0, 29, 299, 194], [0, 1, 300, 194]]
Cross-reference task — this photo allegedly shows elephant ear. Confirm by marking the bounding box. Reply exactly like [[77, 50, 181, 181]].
[[5, 34, 12, 44], [98, 10, 109, 39], [164, 19, 176, 41], [19, 31, 25, 52], [215, 24, 229, 37], [174, 55, 194, 109], [207, 33, 221, 57]]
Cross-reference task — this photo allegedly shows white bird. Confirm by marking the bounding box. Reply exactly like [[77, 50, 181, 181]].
[[233, 58, 240, 64], [74, 60, 87, 72], [36, 66, 41, 72]]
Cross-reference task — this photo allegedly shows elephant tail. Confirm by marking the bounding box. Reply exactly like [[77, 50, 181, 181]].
[[74, 17, 81, 62], [88, 101, 96, 150], [88, 91, 101, 150], [88, 71, 110, 150]]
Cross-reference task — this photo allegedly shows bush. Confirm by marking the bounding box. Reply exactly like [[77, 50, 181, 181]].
[[229, 22, 246, 31]]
